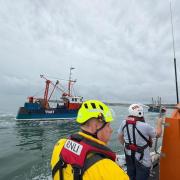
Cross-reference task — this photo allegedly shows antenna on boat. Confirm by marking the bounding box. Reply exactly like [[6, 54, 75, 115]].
[[170, 0, 179, 104], [68, 67, 75, 96]]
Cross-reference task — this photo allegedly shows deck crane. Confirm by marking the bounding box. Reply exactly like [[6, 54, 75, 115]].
[[40, 75, 65, 109]]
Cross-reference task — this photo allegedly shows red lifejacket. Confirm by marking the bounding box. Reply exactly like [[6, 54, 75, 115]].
[[122, 116, 152, 160], [52, 133, 116, 180]]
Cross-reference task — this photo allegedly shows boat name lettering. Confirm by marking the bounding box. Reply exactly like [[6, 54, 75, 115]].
[[45, 110, 54, 114]]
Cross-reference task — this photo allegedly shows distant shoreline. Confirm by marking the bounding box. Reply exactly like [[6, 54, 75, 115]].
[[104, 102, 176, 109]]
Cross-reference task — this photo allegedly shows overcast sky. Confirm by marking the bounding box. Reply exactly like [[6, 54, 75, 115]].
[[0, 0, 180, 114]]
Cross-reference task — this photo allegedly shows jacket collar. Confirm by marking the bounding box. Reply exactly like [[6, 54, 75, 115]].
[[78, 131, 106, 146]]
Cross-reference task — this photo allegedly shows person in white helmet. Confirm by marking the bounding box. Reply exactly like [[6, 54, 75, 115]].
[[118, 104, 163, 180]]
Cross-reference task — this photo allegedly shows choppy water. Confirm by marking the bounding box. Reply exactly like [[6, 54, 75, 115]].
[[0, 106, 173, 180]]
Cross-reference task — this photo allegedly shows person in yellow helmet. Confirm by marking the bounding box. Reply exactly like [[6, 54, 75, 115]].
[[51, 100, 129, 180]]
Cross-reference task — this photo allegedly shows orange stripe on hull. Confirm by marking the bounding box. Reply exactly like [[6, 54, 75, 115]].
[[160, 103, 180, 180], [68, 103, 81, 110]]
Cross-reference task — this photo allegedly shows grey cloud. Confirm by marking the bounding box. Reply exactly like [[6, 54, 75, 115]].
[[0, 0, 180, 113]]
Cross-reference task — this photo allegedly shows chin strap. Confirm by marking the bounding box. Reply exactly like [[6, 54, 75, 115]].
[[81, 129, 97, 138], [82, 114, 107, 138], [94, 122, 107, 137], [82, 122, 107, 139]]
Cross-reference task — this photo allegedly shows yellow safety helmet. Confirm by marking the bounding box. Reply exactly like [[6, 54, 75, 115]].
[[76, 100, 113, 124]]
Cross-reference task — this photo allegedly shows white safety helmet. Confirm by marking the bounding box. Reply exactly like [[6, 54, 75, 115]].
[[128, 104, 144, 117]]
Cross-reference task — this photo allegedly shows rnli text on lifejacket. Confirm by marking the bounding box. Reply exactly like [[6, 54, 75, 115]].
[[64, 140, 83, 155]]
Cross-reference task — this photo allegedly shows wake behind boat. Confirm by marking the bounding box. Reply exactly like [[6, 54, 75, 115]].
[[16, 68, 83, 121]]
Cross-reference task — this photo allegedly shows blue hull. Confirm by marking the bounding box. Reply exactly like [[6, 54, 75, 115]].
[[16, 106, 78, 120], [148, 106, 166, 113]]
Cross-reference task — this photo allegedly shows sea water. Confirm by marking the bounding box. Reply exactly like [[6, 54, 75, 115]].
[[0, 106, 172, 180]]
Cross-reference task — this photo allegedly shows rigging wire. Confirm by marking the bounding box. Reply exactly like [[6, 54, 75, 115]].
[[32, 87, 45, 98], [169, 0, 179, 104]]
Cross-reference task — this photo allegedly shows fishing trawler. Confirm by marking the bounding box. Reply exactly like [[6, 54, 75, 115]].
[[148, 97, 166, 113], [16, 68, 83, 120]]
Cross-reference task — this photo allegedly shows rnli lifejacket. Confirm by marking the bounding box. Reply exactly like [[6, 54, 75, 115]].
[[122, 116, 152, 160], [52, 133, 116, 180]]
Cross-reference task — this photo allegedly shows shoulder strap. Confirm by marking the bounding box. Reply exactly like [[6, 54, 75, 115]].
[[72, 165, 82, 180], [126, 124, 132, 144], [135, 127, 150, 145], [71, 134, 83, 142], [52, 157, 67, 180], [122, 124, 126, 132], [123, 121, 136, 145], [132, 124, 136, 145]]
